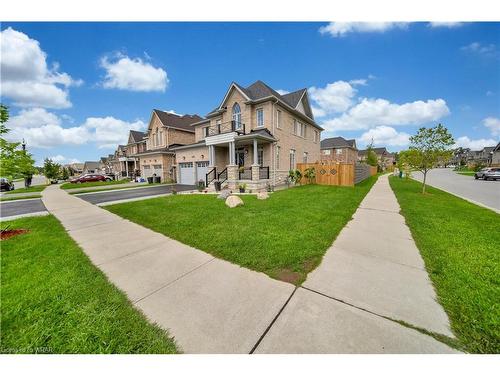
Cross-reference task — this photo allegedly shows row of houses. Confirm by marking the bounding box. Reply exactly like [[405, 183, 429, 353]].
[[319, 136, 396, 170], [77, 80, 396, 189], [452, 144, 500, 167]]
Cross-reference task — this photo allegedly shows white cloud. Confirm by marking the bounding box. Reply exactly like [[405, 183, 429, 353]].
[[428, 22, 464, 28], [348, 79, 367, 86], [100, 53, 168, 92], [276, 89, 290, 95], [483, 117, 500, 137], [460, 42, 497, 56], [359, 126, 411, 147], [321, 98, 450, 131], [309, 81, 358, 117], [5, 108, 145, 149], [0, 27, 81, 108], [83, 116, 146, 148], [47, 155, 81, 164], [454, 136, 498, 151], [319, 22, 407, 37]]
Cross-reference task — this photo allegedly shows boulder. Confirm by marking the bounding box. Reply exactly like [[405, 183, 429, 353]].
[[218, 189, 232, 200], [225, 195, 244, 208], [256, 191, 269, 200]]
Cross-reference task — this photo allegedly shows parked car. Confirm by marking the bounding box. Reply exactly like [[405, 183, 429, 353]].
[[69, 174, 112, 184], [474, 168, 492, 180], [0, 178, 15, 191], [482, 168, 500, 181]]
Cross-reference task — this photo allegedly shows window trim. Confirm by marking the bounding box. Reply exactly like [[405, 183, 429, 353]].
[[289, 149, 296, 170]]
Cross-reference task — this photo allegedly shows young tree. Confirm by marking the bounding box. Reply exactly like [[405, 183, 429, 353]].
[[365, 142, 378, 167], [61, 167, 70, 180], [400, 124, 454, 193], [43, 158, 61, 182]]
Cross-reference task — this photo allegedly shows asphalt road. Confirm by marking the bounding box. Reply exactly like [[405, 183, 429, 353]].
[[412, 168, 500, 212], [0, 199, 47, 219], [13, 174, 47, 190], [76, 184, 196, 205]]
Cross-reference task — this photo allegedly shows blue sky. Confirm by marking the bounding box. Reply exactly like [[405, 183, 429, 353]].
[[1, 22, 499, 165]]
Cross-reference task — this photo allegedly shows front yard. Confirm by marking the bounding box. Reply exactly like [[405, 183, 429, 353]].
[[0, 215, 178, 354], [4, 185, 47, 194], [389, 176, 500, 353], [106, 176, 378, 285]]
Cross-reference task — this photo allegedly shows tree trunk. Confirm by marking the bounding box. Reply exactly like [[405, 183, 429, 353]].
[[422, 170, 427, 194]]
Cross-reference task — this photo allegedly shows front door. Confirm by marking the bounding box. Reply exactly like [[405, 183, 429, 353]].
[[235, 148, 245, 167]]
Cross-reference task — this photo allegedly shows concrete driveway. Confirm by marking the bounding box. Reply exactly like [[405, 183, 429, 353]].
[[412, 168, 500, 212]]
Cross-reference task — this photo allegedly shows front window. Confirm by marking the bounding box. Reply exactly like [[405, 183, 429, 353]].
[[256, 108, 264, 127], [258, 147, 264, 166], [276, 146, 280, 169], [323, 149, 331, 155], [232, 103, 242, 130], [303, 152, 308, 163], [290, 149, 296, 170], [203, 127, 209, 138], [336, 149, 342, 155], [276, 110, 282, 129]]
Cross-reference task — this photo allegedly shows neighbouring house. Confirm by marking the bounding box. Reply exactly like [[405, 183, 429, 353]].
[[120, 130, 148, 178], [66, 162, 84, 175], [358, 147, 395, 170], [173, 80, 322, 189], [99, 157, 113, 175], [465, 145, 497, 168], [131, 110, 203, 182], [109, 145, 132, 179], [82, 161, 100, 174], [491, 142, 500, 166], [320, 137, 358, 163]]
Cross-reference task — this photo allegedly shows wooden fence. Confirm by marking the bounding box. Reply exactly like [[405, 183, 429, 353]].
[[296, 161, 355, 186]]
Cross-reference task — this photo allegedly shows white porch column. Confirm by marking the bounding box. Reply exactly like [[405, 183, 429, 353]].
[[229, 141, 235, 165], [208, 145, 214, 167], [125, 160, 129, 177], [253, 138, 258, 165]]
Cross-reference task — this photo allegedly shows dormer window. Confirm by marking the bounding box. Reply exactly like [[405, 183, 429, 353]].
[[232, 103, 242, 130]]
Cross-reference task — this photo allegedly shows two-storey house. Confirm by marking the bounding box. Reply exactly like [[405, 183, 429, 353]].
[[173, 80, 322, 189], [131, 109, 202, 182], [320, 137, 358, 163]]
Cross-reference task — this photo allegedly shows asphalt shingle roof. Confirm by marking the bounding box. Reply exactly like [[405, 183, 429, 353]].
[[153, 109, 203, 132], [129, 130, 147, 143]]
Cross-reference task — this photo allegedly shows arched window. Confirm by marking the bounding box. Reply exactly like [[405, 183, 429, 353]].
[[232, 103, 242, 130]]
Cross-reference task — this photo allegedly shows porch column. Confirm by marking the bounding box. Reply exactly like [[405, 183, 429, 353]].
[[229, 141, 235, 165], [125, 160, 129, 177], [208, 145, 214, 167], [253, 138, 258, 165]]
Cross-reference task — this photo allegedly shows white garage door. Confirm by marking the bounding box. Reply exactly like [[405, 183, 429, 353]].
[[196, 161, 210, 185], [179, 162, 195, 185], [152, 164, 163, 179], [143, 165, 152, 178]]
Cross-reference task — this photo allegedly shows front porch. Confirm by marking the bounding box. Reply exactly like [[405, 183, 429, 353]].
[[117, 157, 139, 179], [205, 129, 275, 191]]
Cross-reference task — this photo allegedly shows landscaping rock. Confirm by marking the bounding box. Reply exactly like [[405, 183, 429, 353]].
[[257, 191, 269, 200], [225, 195, 244, 208], [218, 189, 232, 200]]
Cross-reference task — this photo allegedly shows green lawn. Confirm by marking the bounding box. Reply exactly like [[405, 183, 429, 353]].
[[106, 176, 378, 285], [69, 183, 164, 195], [456, 171, 475, 176], [0, 215, 178, 354], [0, 194, 41, 201], [61, 179, 129, 190], [389, 176, 500, 354], [5, 185, 47, 194]]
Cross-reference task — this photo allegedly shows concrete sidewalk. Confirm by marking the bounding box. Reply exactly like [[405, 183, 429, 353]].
[[41, 185, 293, 353], [41, 180, 457, 353], [256, 174, 457, 353]]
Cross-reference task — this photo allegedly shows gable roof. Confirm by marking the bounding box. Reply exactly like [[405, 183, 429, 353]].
[[153, 109, 203, 133], [83, 161, 100, 170], [129, 130, 147, 143], [359, 147, 390, 156], [207, 80, 320, 128], [493, 142, 500, 152], [321, 137, 357, 150]]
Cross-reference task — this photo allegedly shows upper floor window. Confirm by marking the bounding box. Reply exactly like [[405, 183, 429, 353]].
[[256, 108, 264, 127], [276, 109, 282, 129], [290, 149, 296, 170], [302, 124, 307, 138], [314, 130, 319, 143], [303, 152, 308, 163], [232, 103, 242, 130], [293, 120, 298, 135], [203, 127, 209, 138], [336, 149, 342, 155], [323, 149, 331, 155]]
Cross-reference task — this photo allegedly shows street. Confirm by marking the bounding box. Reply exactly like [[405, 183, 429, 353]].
[[0, 198, 47, 219], [75, 184, 196, 205], [412, 168, 500, 212]]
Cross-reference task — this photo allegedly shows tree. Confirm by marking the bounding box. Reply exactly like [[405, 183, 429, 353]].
[[400, 124, 454, 193], [43, 158, 61, 182], [365, 142, 378, 167], [0, 104, 36, 180], [61, 167, 70, 180]]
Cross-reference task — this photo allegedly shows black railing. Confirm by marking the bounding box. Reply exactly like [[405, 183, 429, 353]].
[[208, 121, 245, 136], [206, 167, 216, 186], [218, 168, 228, 185], [259, 166, 270, 180], [238, 167, 252, 180]]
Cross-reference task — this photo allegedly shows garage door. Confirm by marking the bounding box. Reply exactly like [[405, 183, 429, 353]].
[[196, 161, 209, 185], [143, 165, 152, 178], [152, 164, 163, 179], [179, 162, 194, 185]]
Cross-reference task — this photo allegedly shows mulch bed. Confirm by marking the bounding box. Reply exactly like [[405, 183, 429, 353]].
[[0, 229, 29, 241]]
